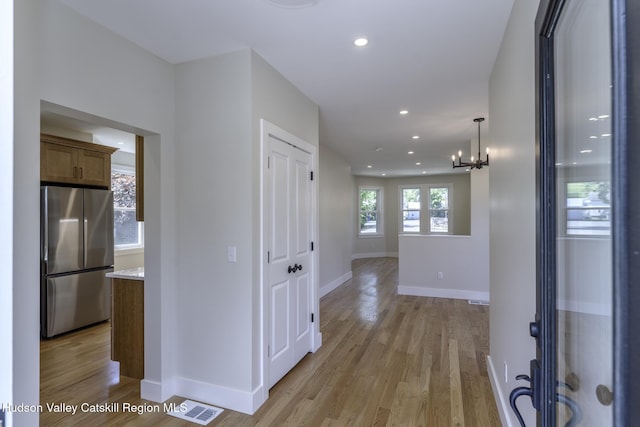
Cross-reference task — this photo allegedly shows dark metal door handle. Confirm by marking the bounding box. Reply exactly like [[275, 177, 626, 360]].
[[509, 386, 533, 427], [295, 263, 302, 271], [288, 265, 295, 274]]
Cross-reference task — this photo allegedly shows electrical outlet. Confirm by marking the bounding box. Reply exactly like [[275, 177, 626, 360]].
[[504, 362, 508, 383], [437, 271, 444, 280]]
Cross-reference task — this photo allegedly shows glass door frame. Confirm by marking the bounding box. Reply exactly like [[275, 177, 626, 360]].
[[534, 0, 640, 425]]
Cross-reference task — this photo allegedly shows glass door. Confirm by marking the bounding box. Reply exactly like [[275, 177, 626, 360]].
[[510, 0, 640, 425], [554, 1, 612, 425]]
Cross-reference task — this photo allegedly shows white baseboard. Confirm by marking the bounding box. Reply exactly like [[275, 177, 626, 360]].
[[313, 332, 322, 352], [140, 377, 176, 403], [351, 252, 398, 260], [487, 355, 513, 427], [319, 271, 352, 297], [398, 285, 489, 302], [174, 377, 265, 415]]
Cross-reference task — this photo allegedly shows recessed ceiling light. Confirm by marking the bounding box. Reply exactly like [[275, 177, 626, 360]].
[[399, 110, 409, 115], [422, 171, 427, 174], [590, 135, 598, 139], [580, 149, 593, 154], [555, 162, 563, 166], [353, 37, 369, 47], [117, 141, 124, 145], [589, 117, 599, 121], [415, 162, 421, 166], [367, 165, 372, 168], [598, 114, 610, 119], [601, 133, 611, 137], [408, 151, 414, 155], [412, 135, 419, 140], [381, 173, 387, 176]]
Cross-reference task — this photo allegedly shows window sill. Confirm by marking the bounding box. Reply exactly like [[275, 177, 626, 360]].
[[358, 233, 384, 239], [115, 246, 145, 256]]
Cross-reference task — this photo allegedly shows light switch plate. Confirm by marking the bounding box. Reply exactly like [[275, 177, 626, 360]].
[[227, 246, 237, 263]]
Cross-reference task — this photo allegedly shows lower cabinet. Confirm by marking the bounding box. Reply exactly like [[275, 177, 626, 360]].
[[111, 278, 144, 379]]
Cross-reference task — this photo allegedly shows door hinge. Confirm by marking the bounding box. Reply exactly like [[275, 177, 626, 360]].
[[311, 313, 314, 323], [267, 156, 270, 168], [311, 241, 314, 251], [267, 251, 270, 263], [268, 345, 270, 357], [310, 171, 314, 181]]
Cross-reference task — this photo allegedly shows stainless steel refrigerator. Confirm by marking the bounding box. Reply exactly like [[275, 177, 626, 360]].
[[41, 186, 114, 338]]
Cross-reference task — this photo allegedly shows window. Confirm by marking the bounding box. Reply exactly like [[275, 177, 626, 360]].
[[428, 186, 450, 233], [399, 184, 452, 234], [401, 187, 421, 232], [565, 181, 610, 236], [112, 166, 144, 249], [359, 187, 383, 235]]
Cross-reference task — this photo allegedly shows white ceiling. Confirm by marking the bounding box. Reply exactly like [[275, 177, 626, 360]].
[[52, 0, 514, 176]]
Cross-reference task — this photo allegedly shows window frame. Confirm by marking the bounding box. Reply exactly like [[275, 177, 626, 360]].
[[112, 164, 145, 251], [358, 186, 384, 237], [399, 186, 421, 233], [398, 183, 453, 234]]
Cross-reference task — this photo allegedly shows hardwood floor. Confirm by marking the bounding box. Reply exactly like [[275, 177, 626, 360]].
[[40, 257, 499, 426]]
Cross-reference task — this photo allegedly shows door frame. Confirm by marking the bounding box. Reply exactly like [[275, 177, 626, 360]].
[[534, 0, 640, 424], [258, 119, 321, 404]]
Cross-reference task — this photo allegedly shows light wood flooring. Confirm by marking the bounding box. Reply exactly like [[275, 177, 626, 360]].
[[40, 257, 499, 426]]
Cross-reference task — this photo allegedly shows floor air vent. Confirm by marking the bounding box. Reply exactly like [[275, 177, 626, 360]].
[[468, 299, 490, 306], [167, 400, 224, 425]]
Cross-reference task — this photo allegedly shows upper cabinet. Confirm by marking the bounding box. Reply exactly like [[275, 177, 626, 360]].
[[41, 134, 118, 189]]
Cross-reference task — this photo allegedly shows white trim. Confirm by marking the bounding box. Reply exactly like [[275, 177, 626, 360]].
[[140, 377, 176, 404], [114, 246, 145, 256], [351, 252, 398, 260], [487, 355, 514, 427], [319, 271, 352, 298], [173, 377, 265, 415], [397, 285, 489, 302]]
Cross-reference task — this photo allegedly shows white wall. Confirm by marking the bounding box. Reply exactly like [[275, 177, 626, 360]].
[[398, 167, 489, 301], [173, 49, 319, 414], [251, 50, 320, 401], [10, 1, 44, 425], [10, 3, 178, 425], [1, 0, 15, 424], [174, 50, 254, 409], [487, 0, 539, 425], [398, 235, 490, 301], [318, 145, 354, 297]]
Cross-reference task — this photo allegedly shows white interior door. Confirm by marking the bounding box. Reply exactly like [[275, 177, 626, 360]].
[[268, 134, 313, 388]]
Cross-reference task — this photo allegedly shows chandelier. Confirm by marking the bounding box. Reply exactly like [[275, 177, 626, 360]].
[[452, 117, 489, 170]]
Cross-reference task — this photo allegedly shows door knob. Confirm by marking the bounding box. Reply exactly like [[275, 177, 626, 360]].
[[288, 265, 296, 274], [295, 263, 302, 271]]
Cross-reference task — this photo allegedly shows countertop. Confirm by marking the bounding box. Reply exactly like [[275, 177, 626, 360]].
[[106, 267, 144, 281]]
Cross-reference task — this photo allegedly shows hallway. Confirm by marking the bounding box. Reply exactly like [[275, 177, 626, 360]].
[[40, 257, 499, 426]]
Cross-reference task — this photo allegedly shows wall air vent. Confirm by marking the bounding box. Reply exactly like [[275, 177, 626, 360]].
[[468, 300, 490, 306], [167, 400, 224, 425]]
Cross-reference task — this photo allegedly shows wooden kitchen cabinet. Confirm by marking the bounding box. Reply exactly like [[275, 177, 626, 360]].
[[41, 134, 117, 188], [111, 277, 144, 379]]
